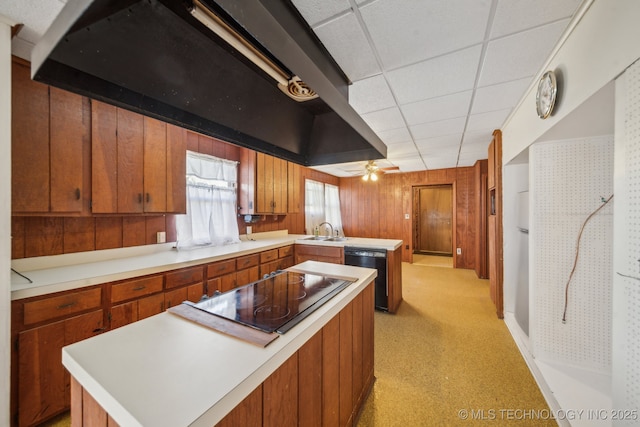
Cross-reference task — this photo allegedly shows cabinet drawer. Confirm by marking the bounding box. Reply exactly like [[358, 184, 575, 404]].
[[111, 275, 163, 304], [278, 245, 293, 258], [24, 287, 102, 326], [207, 259, 236, 278], [236, 254, 259, 270], [165, 266, 204, 289], [260, 249, 279, 263]]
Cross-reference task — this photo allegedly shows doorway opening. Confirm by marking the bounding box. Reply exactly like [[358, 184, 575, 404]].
[[413, 184, 454, 258]]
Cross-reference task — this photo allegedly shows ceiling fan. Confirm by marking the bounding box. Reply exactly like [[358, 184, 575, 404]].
[[357, 160, 400, 181]]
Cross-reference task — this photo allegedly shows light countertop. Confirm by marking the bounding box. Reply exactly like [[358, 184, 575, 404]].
[[62, 261, 377, 427], [10, 230, 401, 300]]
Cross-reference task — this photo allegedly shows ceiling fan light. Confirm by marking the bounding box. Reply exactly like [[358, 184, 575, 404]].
[[371, 172, 378, 181], [362, 173, 369, 181]]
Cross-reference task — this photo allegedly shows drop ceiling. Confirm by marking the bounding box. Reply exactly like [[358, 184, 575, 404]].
[[1, 0, 584, 177]]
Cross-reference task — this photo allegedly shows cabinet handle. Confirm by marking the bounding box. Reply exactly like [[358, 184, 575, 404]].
[[92, 327, 107, 333], [57, 302, 76, 310], [138, 193, 143, 203], [146, 193, 150, 203], [132, 285, 146, 291], [75, 188, 81, 200]]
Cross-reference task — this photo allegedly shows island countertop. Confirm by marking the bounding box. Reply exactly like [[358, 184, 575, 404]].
[[10, 230, 401, 300], [62, 261, 377, 427]]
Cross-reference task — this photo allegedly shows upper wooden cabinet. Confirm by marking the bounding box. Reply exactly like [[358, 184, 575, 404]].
[[91, 100, 186, 214], [256, 152, 287, 214], [11, 59, 89, 214], [239, 149, 298, 215]]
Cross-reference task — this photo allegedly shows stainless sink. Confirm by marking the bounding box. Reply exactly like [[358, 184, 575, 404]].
[[326, 237, 349, 242], [302, 236, 349, 242], [303, 236, 330, 241]]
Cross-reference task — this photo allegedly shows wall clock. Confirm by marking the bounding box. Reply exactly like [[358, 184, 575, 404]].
[[536, 70, 557, 119]]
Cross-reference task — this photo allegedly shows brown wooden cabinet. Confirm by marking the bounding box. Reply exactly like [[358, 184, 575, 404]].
[[164, 266, 205, 309], [256, 152, 288, 214], [287, 161, 301, 213], [260, 246, 295, 277], [11, 286, 105, 426], [488, 130, 503, 318], [91, 101, 186, 214], [109, 275, 165, 329], [294, 244, 344, 265], [11, 58, 89, 215]]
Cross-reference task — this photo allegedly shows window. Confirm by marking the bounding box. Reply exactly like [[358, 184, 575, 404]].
[[305, 179, 344, 236], [175, 151, 240, 249]]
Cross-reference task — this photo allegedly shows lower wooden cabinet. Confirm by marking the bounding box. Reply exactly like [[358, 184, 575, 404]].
[[11, 286, 105, 427], [295, 244, 344, 265]]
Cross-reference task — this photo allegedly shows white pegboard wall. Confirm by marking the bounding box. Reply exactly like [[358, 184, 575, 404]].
[[531, 136, 614, 374], [618, 58, 640, 421]]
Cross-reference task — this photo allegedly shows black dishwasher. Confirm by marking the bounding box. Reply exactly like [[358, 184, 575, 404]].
[[344, 247, 388, 311]]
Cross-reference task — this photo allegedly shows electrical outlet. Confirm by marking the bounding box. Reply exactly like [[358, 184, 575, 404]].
[[456, 248, 462, 255], [246, 226, 252, 235], [156, 231, 166, 243]]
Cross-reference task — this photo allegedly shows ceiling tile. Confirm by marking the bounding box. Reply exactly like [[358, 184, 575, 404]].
[[479, 20, 569, 87], [387, 142, 419, 158], [359, 0, 492, 70], [361, 107, 405, 132], [471, 77, 532, 114], [349, 74, 396, 114], [290, 0, 351, 27], [418, 143, 460, 158], [387, 46, 482, 105], [388, 156, 428, 172], [0, 0, 65, 43], [426, 158, 458, 170], [313, 13, 381, 81], [415, 135, 462, 155], [401, 91, 472, 126], [462, 131, 493, 147], [376, 127, 412, 145], [491, 0, 581, 38], [466, 108, 511, 133], [410, 117, 466, 140]]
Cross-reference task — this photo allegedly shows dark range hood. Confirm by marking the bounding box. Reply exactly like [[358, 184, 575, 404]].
[[31, 0, 386, 166]]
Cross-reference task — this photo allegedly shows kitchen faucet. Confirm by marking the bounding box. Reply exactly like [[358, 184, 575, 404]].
[[318, 222, 334, 237]]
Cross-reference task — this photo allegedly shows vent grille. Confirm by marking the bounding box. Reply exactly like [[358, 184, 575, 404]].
[[279, 76, 318, 102]]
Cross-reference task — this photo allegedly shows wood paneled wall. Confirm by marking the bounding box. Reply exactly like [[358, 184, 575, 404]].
[[339, 164, 484, 268]]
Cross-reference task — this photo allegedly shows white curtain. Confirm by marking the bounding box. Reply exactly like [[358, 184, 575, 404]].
[[176, 151, 240, 249], [305, 180, 344, 237], [325, 184, 344, 237], [305, 179, 325, 234]]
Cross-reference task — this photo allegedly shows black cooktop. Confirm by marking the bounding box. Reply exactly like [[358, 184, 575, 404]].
[[188, 271, 355, 334]]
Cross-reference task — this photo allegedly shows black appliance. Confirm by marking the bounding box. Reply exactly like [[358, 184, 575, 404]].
[[344, 247, 388, 311], [187, 271, 354, 334]]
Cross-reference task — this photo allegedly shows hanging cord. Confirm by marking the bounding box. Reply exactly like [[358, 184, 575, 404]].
[[11, 268, 33, 283], [562, 194, 614, 323]]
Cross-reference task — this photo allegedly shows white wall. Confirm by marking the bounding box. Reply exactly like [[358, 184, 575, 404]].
[[530, 136, 613, 374], [502, 0, 640, 164], [0, 15, 13, 427], [612, 60, 640, 423]]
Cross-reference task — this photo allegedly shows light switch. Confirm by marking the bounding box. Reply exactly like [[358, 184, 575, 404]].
[[157, 231, 166, 243], [404, 214, 410, 219]]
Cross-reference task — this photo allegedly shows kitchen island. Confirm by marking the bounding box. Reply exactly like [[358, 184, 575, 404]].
[[63, 261, 377, 427]]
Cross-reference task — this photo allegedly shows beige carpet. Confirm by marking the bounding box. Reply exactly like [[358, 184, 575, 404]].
[[356, 263, 554, 427], [413, 254, 453, 268]]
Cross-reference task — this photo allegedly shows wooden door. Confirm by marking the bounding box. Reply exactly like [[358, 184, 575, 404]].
[[415, 185, 453, 255]]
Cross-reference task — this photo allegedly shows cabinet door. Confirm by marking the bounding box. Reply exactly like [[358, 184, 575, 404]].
[[91, 100, 118, 213], [272, 157, 287, 214], [18, 321, 66, 426], [143, 116, 167, 212], [111, 301, 137, 330], [50, 87, 86, 213], [236, 266, 259, 287], [11, 59, 50, 213], [18, 310, 104, 427], [117, 108, 145, 213], [166, 124, 187, 213], [287, 161, 301, 213], [256, 152, 271, 213], [219, 272, 237, 292], [137, 293, 165, 320], [165, 287, 187, 310]]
